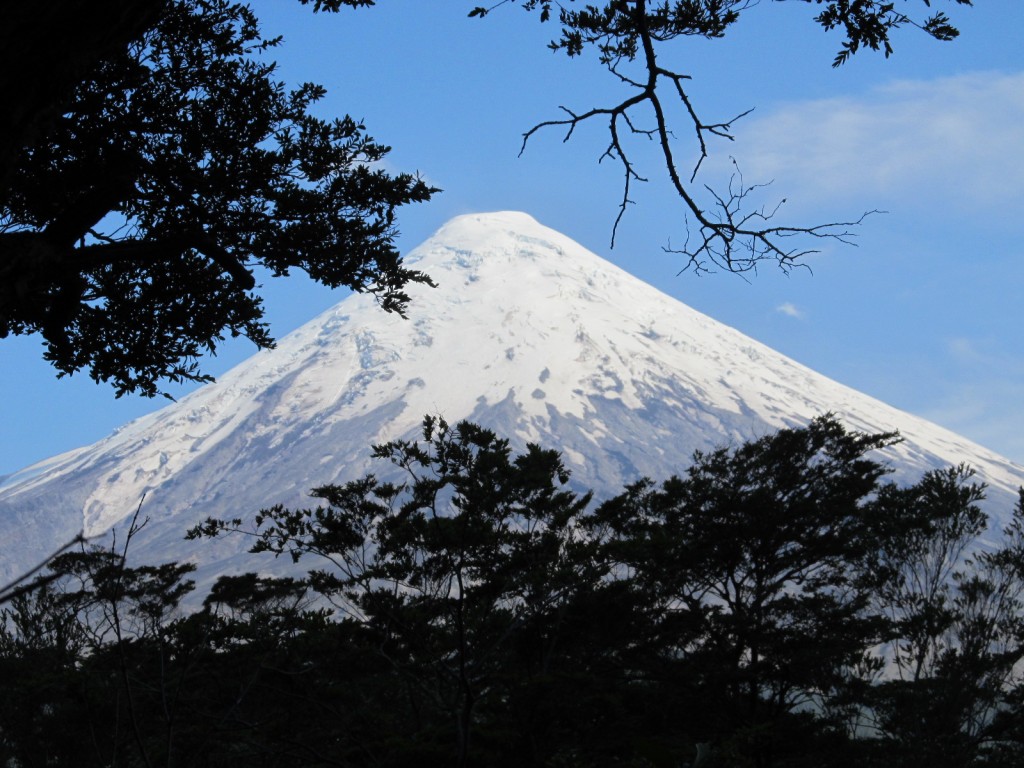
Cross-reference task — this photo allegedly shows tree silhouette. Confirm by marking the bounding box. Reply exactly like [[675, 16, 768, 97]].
[[470, 0, 971, 272], [4, 416, 1024, 766], [0, 0, 434, 397]]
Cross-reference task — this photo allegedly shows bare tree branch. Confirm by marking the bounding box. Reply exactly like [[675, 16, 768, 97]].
[[0, 531, 88, 606], [509, 0, 903, 272]]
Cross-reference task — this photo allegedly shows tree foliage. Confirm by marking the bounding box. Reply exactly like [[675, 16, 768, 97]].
[[0, 0, 435, 397], [192, 416, 596, 767], [0, 1, 170, 193], [4, 415, 1023, 766], [468, 0, 972, 272]]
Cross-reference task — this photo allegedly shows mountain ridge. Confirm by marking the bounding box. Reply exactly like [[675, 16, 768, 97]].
[[2, 211, 1022, 586]]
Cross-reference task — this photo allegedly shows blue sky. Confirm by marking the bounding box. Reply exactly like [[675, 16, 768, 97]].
[[2, 0, 1022, 475]]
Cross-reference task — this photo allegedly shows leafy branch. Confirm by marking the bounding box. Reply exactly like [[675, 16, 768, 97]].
[[477, 0, 969, 273]]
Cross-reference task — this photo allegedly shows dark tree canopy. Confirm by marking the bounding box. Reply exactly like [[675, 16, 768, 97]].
[[5, 415, 1024, 766], [0, 0, 435, 397], [469, 0, 973, 272], [0, 1, 170, 193]]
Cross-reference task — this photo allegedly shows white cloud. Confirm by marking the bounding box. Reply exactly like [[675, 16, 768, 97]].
[[944, 335, 1024, 370], [946, 336, 986, 365], [917, 337, 1024, 463], [776, 302, 805, 319], [725, 72, 1024, 219], [921, 378, 1024, 465]]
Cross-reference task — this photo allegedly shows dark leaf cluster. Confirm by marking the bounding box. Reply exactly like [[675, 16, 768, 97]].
[[0, 0, 435, 397], [807, 1, 974, 66]]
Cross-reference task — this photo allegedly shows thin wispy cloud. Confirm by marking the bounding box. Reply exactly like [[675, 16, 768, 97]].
[[776, 302, 805, 320], [947, 336, 987, 365], [922, 378, 1024, 463], [945, 335, 1024, 374], [725, 72, 1024, 219], [921, 337, 1024, 459]]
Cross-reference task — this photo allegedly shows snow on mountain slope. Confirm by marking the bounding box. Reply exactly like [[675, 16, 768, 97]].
[[2, 211, 1022, 587]]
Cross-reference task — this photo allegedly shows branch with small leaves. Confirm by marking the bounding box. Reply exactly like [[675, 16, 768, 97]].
[[479, 0, 969, 273]]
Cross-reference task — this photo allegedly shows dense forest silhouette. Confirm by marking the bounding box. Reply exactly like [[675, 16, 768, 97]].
[[3, 416, 1023, 767]]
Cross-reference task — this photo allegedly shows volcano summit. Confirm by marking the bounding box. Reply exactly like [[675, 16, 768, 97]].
[[2, 212, 1022, 587]]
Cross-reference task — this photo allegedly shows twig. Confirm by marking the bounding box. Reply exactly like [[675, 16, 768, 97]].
[[0, 530, 88, 605]]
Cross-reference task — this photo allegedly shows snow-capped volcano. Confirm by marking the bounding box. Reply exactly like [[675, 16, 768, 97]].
[[2, 211, 1022, 587]]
